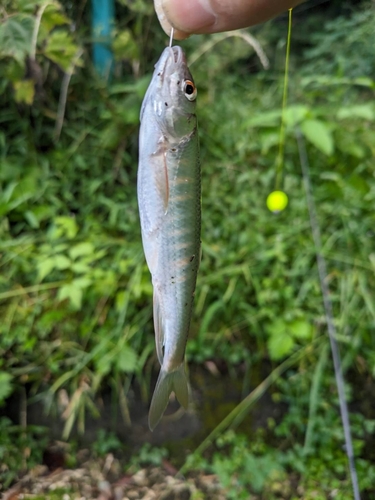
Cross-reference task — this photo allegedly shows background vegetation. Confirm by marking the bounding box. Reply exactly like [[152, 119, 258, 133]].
[[1, 0, 375, 498]]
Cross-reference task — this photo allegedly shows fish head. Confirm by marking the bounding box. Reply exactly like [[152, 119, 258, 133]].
[[142, 46, 197, 139]]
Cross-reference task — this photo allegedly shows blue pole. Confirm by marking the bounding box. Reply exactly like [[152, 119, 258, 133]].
[[92, 0, 114, 79]]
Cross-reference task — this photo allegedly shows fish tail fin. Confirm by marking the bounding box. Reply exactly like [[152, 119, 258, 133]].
[[148, 363, 188, 431]]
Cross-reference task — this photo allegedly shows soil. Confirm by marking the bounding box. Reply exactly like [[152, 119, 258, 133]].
[[2, 455, 228, 500]]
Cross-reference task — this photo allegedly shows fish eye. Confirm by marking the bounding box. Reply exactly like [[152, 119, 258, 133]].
[[183, 80, 197, 101]]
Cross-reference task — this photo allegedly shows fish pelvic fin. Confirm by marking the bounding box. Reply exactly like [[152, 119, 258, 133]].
[[148, 363, 189, 431]]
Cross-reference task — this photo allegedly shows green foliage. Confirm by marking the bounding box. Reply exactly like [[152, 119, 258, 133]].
[[266, 317, 313, 360], [0, 0, 159, 440], [181, 6, 374, 497], [0, 417, 48, 488], [0, 13, 35, 63], [0, 1, 82, 106], [179, 22, 375, 374], [187, 417, 375, 499], [302, 7, 375, 78], [93, 429, 122, 457], [0, 372, 13, 403], [129, 443, 168, 468], [211, 430, 285, 497], [271, 367, 375, 498], [1, 0, 375, 496], [185, 429, 289, 498]]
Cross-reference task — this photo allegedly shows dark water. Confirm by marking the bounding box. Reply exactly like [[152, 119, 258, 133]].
[[2, 363, 286, 458], [3, 363, 374, 467]]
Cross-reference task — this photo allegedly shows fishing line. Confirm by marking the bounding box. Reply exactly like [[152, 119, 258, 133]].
[[296, 129, 361, 500], [266, 9, 292, 213], [275, 8, 293, 191], [169, 27, 174, 47]]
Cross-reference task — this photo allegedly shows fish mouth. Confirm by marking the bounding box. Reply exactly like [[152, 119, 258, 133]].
[[152, 46, 186, 87], [171, 46, 184, 65]]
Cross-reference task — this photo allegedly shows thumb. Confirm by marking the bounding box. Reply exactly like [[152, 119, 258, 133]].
[[154, 0, 302, 40]]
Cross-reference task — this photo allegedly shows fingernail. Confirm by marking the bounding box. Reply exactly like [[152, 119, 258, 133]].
[[154, 0, 189, 39], [162, 0, 216, 34]]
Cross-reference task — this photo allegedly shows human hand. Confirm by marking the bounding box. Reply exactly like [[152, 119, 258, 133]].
[[154, 0, 303, 40]]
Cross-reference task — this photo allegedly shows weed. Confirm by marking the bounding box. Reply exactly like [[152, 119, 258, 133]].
[[0, 417, 48, 489]]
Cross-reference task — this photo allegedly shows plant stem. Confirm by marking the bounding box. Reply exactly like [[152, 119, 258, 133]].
[[0, 281, 64, 301], [296, 128, 361, 500]]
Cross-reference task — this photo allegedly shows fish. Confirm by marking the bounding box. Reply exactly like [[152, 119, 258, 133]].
[[137, 45, 200, 431]]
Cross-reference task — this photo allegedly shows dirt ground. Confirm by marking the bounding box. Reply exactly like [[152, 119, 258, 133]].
[[1, 454, 229, 500]]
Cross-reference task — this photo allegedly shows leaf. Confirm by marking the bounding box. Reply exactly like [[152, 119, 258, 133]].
[[336, 134, 366, 158], [38, 3, 71, 44], [259, 131, 279, 155], [0, 14, 34, 64], [266, 318, 285, 336], [73, 277, 91, 289], [268, 330, 294, 361], [100, 123, 121, 149], [71, 262, 90, 274], [58, 282, 83, 309], [24, 209, 39, 228], [44, 30, 80, 71], [337, 104, 375, 121], [0, 372, 13, 404], [53, 216, 78, 239], [283, 105, 310, 126], [69, 242, 95, 260], [246, 110, 281, 128], [54, 254, 71, 270], [116, 346, 138, 373], [42, 6, 70, 31], [37, 257, 55, 281], [15, 0, 41, 12], [113, 29, 139, 61], [301, 119, 334, 156], [301, 75, 375, 89], [348, 174, 369, 195], [4, 59, 25, 83], [289, 319, 313, 339], [96, 354, 113, 376]]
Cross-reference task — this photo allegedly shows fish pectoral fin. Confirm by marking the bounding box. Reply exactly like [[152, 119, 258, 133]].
[[153, 289, 164, 365], [148, 363, 189, 431], [152, 139, 169, 213]]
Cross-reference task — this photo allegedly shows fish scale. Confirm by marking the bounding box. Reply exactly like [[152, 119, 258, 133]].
[[137, 45, 200, 430]]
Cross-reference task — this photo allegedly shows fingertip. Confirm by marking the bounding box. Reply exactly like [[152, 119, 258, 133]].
[[172, 30, 191, 41], [155, 0, 216, 38], [155, 0, 304, 38], [154, 0, 190, 40]]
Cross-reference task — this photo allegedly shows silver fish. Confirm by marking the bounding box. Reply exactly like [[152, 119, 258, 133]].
[[137, 45, 200, 431]]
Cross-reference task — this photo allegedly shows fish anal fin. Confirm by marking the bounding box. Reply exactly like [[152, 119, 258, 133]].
[[153, 289, 164, 365]]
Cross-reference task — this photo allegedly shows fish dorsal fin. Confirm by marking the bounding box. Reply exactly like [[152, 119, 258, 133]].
[[153, 288, 164, 365]]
